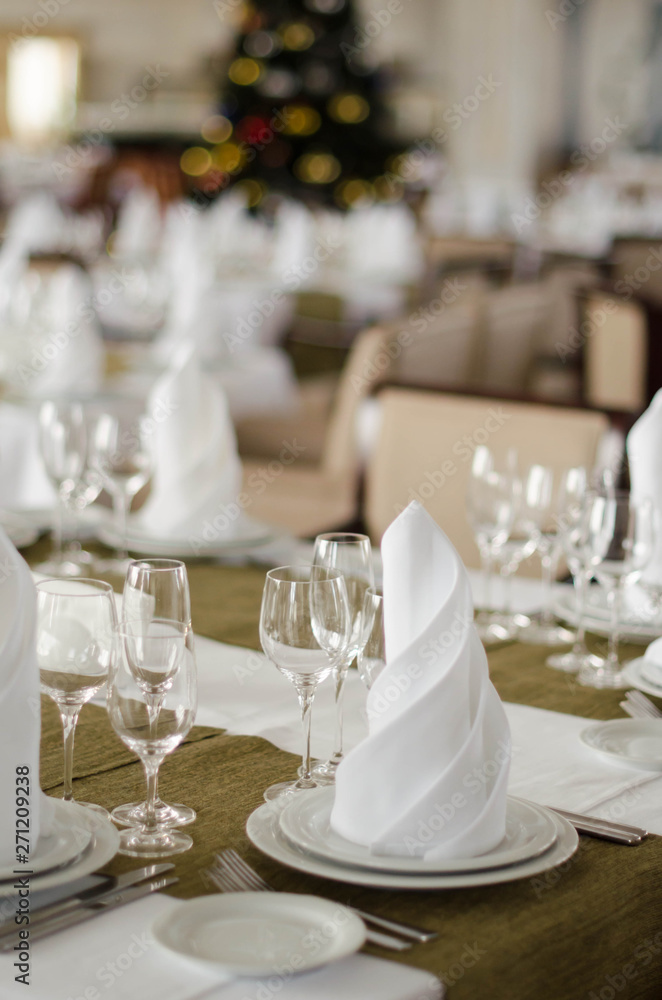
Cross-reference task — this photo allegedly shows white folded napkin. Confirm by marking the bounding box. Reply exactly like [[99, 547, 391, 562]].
[[331, 501, 511, 860], [114, 185, 163, 260], [344, 204, 425, 283], [639, 635, 662, 685], [0, 894, 443, 1000], [627, 389, 662, 587], [0, 403, 56, 511], [3, 192, 67, 255], [134, 343, 242, 539], [20, 264, 104, 399], [0, 529, 54, 866]]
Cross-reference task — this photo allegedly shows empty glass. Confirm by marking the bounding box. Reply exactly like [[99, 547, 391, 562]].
[[112, 559, 195, 829], [37, 400, 87, 577], [36, 579, 117, 815], [259, 566, 350, 802], [91, 413, 152, 572], [108, 619, 197, 856], [579, 492, 655, 688], [467, 447, 518, 641], [358, 588, 385, 690], [311, 533, 374, 783]]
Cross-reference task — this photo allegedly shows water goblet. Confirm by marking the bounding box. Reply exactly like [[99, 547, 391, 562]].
[[357, 587, 385, 691], [36, 400, 87, 577], [311, 533, 374, 784], [259, 565, 350, 802], [36, 578, 117, 815]]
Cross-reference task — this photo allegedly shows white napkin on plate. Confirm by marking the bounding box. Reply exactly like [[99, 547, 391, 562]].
[[0, 529, 54, 866], [627, 388, 662, 587], [134, 343, 242, 539], [638, 635, 662, 686], [0, 403, 56, 510], [331, 501, 511, 860]]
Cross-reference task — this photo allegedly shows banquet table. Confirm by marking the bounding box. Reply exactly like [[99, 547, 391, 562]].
[[27, 545, 662, 1000]]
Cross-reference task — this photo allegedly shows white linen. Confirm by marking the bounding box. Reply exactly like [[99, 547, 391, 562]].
[[133, 343, 242, 539], [0, 530, 54, 866], [114, 185, 163, 260], [627, 388, 662, 587], [0, 403, 56, 510], [0, 894, 443, 1000], [331, 502, 511, 860]]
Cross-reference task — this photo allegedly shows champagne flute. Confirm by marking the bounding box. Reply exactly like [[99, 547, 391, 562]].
[[36, 400, 87, 577], [108, 619, 196, 856], [311, 533, 374, 784], [357, 587, 385, 690], [36, 578, 117, 815], [259, 565, 350, 802], [579, 491, 655, 688], [467, 447, 518, 641], [91, 413, 153, 572], [112, 559, 195, 828]]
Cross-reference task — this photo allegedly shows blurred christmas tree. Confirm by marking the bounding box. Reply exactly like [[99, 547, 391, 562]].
[[186, 0, 404, 208]]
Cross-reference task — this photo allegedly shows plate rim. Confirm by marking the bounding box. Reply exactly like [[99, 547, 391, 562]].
[[0, 803, 93, 882], [555, 594, 662, 642], [621, 657, 662, 699], [151, 891, 366, 974], [246, 798, 579, 890], [278, 788, 558, 875], [580, 718, 662, 771]]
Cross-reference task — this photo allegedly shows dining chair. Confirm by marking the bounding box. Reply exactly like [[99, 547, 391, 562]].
[[479, 283, 551, 394], [582, 291, 647, 413], [364, 387, 610, 569]]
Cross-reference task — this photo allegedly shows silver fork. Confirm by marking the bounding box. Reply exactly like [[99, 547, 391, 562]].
[[621, 689, 662, 719], [210, 849, 437, 946]]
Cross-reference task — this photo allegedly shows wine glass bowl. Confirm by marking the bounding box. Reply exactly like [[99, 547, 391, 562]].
[[357, 588, 385, 691]]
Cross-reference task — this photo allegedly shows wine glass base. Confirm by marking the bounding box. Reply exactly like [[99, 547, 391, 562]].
[[310, 758, 341, 785], [475, 618, 512, 643], [72, 801, 111, 819], [577, 664, 628, 689], [118, 827, 193, 858], [520, 622, 575, 646], [112, 801, 196, 828], [263, 780, 317, 803], [546, 651, 604, 674]]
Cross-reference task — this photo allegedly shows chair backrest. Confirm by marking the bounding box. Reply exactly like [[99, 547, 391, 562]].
[[481, 283, 551, 393], [393, 300, 481, 389], [365, 387, 610, 568], [582, 291, 647, 413], [320, 324, 390, 478]]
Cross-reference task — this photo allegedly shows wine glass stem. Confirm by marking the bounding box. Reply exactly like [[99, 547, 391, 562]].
[[607, 583, 623, 671], [482, 550, 493, 611], [59, 704, 81, 802], [571, 571, 588, 655], [53, 495, 67, 565], [540, 548, 555, 626], [297, 687, 316, 788], [141, 755, 164, 833], [331, 659, 349, 764], [113, 491, 131, 563]]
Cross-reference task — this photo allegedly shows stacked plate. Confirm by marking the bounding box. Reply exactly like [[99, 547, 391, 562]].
[[622, 655, 662, 700], [247, 787, 579, 890], [555, 586, 662, 644], [0, 800, 119, 895], [97, 513, 276, 559]]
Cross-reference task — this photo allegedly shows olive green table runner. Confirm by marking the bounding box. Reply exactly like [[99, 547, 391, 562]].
[[32, 555, 662, 1000]]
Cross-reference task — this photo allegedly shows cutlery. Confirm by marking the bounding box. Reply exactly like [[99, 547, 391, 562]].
[[620, 700, 653, 720], [623, 689, 662, 719], [0, 875, 178, 949], [548, 807, 648, 845], [0, 864, 175, 941], [212, 848, 436, 946]]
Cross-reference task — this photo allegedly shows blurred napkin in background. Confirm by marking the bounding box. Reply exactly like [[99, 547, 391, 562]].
[[113, 184, 163, 260], [134, 342, 242, 539], [627, 388, 662, 588], [0, 403, 56, 511], [332, 501, 511, 860], [0, 529, 54, 865]]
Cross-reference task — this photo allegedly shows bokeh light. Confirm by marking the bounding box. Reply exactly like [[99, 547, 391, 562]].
[[335, 178, 375, 207], [180, 146, 212, 176], [328, 93, 370, 123], [228, 57, 262, 85], [280, 22, 315, 50], [201, 114, 233, 144], [294, 151, 341, 184], [211, 141, 246, 172], [235, 178, 266, 206], [281, 105, 321, 135]]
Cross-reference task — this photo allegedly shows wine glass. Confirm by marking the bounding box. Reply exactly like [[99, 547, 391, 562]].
[[112, 559, 195, 829], [579, 491, 655, 688], [36, 578, 117, 815], [492, 528, 537, 635], [36, 400, 87, 577], [108, 619, 197, 856], [466, 447, 518, 641], [518, 464, 576, 645], [311, 533, 374, 784], [259, 565, 350, 802], [90, 413, 153, 572], [357, 587, 385, 690]]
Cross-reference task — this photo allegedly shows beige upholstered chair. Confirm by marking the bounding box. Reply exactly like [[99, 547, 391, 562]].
[[365, 387, 610, 569], [582, 291, 647, 413], [392, 299, 481, 389], [241, 326, 389, 537], [480, 284, 551, 393]]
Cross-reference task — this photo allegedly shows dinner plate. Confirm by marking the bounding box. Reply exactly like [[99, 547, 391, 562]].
[[0, 801, 120, 893], [246, 799, 579, 890], [152, 893, 366, 976], [621, 657, 662, 700], [554, 592, 662, 643], [580, 719, 662, 771], [0, 800, 92, 882], [97, 515, 276, 558], [278, 788, 558, 874], [0, 512, 40, 550]]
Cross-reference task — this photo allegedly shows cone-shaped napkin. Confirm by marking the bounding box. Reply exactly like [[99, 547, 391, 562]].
[[134, 342, 242, 538], [0, 529, 54, 864], [627, 389, 662, 588], [331, 502, 511, 860]]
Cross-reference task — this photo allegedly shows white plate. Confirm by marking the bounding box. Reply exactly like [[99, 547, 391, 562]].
[[0, 800, 92, 882], [246, 799, 578, 890], [97, 516, 275, 558], [278, 789, 558, 874], [621, 657, 662, 699], [555, 592, 662, 643], [0, 512, 40, 549], [580, 719, 662, 771], [152, 893, 366, 976], [1, 801, 120, 893]]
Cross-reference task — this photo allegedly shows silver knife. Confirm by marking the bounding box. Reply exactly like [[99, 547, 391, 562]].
[[549, 807, 648, 844], [0, 875, 178, 950], [0, 864, 175, 941]]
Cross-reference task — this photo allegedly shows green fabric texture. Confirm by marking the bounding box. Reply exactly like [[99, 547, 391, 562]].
[[31, 552, 662, 1000]]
